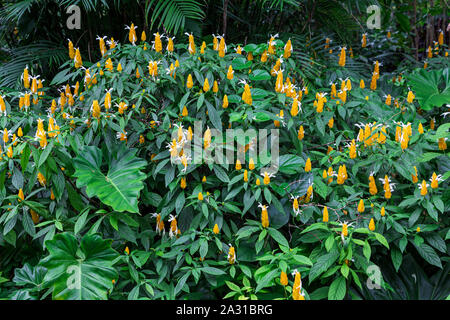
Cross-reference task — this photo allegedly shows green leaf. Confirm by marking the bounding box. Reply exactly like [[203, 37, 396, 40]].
[[374, 233, 389, 249], [40, 233, 118, 300], [391, 247, 403, 272], [73, 146, 147, 213], [74, 208, 90, 235], [309, 251, 339, 283], [38, 140, 54, 168], [255, 269, 278, 293], [414, 243, 443, 269], [328, 276, 346, 300], [267, 228, 289, 249], [249, 69, 271, 81], [201, 267, 226, 276], [363, 240, 371, 261]]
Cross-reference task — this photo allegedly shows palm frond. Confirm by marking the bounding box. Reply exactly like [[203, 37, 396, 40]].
[[145, 0, 206, 35], [0, 41, 66, 89]]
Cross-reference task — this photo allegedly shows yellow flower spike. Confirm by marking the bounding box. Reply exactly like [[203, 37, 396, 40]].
[[280, 271, 288, 286], [203, 78, 210, 92], [198, 192, 204, 201], [261, 50, 268, 63], [275, 70, 284, 92], [30, 209, 40, 224], [242, 83, 252, 105], [346, 79, 352, 91], [117, 63, 123, 72], [204, 128, 211, 149], [213, 224, 220, 234], [7, 146, 13, 158], [430, 118, 435, 130], [227, 65, 234, 80], [153, 32, 163, 52], [418, 123, 424, 134], [18, 189, 24, 202], [180, 177, 187, 189], [91, 100, 101, 119], [342, 223, 348, 237], [304, 158, 311, 172], [166, 37, 175, 52], [182, 106, 188, 117], [438, 30, 444, 46], [416, 227, 421, 233], [260, 204, 269, 228], [430, 172, 439, 189], [247, 51, 253, 61], [338, 47, 346, 66], [37, 172, 46, 187], [298, 125, 304, 140], [357, 199, 365, 213], [427, 46, 432, 58], [200, 41, 206, 54], [74, 48, 82, 69], [68, 40, 75, 59], [322, 206, 329, 222], [187, 74, 194, 89], [407, 91, 415, 103], [328, 117, 334, 129], [139, 135, 145, 144], [256, 178, 261, 186], [187, 33, 196, 54], [420, 180, 428, 196], [438, 137, 447, 150], [360, 79, 365, 89], [322, 170, 327, 179], [222, 94, 229, 109], [263, 172, 270, 185], [22, 66, 30, 88], [187, 126, 193, 141], [243, 169, 248, 182], [218, 36, 226, 57], [385, 94, 392, 106], [368, 218, 375, 231], [411, 166, 418, 183], [213, 80, 219, 93], [362, 33, 367, 48], [124, 247, 130, 255], [235, 159, 242, 171], [228, 246, 236, 264], [370, 72, 377, 90], [290, 98, 299, 117], [283, 39, 292, 59], [381, 206, 386, 217], [369, 175, 378, 195], [349, 139, 357, 159], [292, 270, 303, 300], [249, 158, 255, 170]]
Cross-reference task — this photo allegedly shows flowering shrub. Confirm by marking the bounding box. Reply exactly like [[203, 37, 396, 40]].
[[0, 26, 449, 300]]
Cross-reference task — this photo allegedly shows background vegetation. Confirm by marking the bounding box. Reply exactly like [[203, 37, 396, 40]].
[[0, 0, 448, 300]]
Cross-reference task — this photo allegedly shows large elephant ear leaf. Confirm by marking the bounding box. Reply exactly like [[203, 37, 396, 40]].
[[73, 145, 147, 213], [40, 233, 118, 300]]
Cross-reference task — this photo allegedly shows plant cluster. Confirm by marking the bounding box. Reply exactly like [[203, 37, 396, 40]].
[[0, 23, 449, 300]]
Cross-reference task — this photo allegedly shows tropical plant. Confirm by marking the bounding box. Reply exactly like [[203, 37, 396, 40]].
[[0, 0, 449, 301]]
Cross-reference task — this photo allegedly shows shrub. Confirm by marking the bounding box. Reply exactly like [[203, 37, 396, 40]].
[[0, 28, 448, 300]]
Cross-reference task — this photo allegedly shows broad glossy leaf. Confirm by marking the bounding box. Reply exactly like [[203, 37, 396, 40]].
[[73, 146, 147, 213], [40, 233, 118, 300]]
